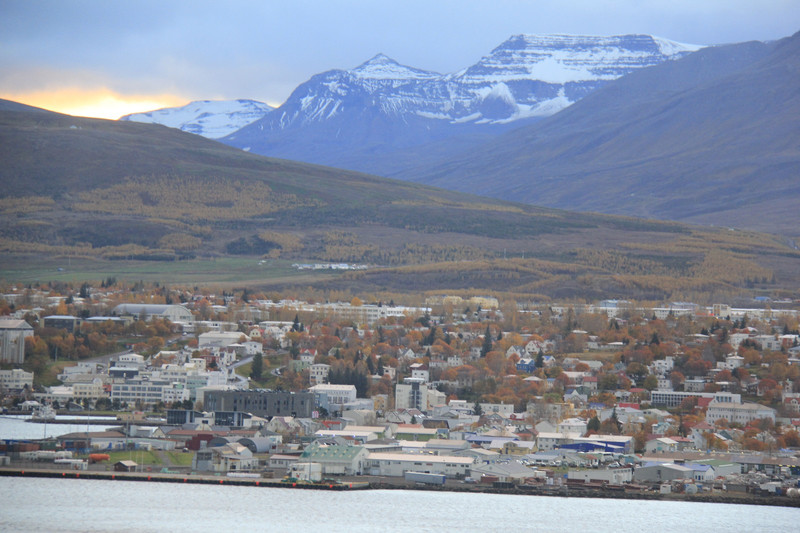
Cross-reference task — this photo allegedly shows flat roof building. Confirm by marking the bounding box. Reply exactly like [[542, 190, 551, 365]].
[[204, 389, 314, 418]]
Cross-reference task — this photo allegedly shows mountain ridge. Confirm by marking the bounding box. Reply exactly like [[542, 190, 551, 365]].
[[401, 32, 800, 236], [219, 33, 697, 175]]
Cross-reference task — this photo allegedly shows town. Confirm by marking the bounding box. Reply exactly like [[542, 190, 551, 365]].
[[1, 282, 799, 502]]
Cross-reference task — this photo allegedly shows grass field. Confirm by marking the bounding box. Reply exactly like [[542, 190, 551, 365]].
[[84, 450, 162, 465], [0, 255, 341, 286], [166, 451, 195, 467], [235, 360, 280, 389], [81, 450, 196, 468], [34, 361, 77, 387]]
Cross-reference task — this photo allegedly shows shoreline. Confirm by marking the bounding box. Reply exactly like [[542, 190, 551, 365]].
[[3, 467, 798, 507]]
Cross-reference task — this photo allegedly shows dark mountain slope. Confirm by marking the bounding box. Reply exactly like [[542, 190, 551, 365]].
[[403, 33, 800, 236]]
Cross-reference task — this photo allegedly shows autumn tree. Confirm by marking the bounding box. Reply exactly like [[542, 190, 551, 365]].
[[643, 375, 659, 391]]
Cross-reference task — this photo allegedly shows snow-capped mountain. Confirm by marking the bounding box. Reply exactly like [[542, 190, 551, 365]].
[[222, 34, 701, 176], [120, 99, 273, 139], [444, 34, 702, 122], [245, 34, 699, 129]]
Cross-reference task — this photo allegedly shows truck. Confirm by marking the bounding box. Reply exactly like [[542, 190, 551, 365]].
[[404, 471, 446, 486]]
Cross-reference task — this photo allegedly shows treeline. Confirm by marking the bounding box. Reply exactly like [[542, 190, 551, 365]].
[[73, 175, 319, 222], [327, 365, 370, 398], [0, 195, 55, 215], [573, 248, 682, 277]]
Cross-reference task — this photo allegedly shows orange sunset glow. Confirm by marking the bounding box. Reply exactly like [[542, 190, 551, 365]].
[[0, 88, 187, 120]]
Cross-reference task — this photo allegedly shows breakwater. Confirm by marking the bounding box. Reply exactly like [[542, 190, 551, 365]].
[[0, 467, 369, 491]]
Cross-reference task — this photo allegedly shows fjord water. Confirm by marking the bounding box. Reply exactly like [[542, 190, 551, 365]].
[[1, 477, 795, 533], [0, 415, 119, 440]]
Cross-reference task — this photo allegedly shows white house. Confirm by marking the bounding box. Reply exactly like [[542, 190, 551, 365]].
[[309, 363, 330, 386], [705, 392, 776, 425], [0, 368, 33, 392]]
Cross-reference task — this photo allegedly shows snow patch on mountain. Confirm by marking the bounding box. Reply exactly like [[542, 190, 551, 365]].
[[121, 99, 273, 139]]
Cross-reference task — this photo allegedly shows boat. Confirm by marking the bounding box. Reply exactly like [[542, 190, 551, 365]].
[[30, 405, 56, 422]]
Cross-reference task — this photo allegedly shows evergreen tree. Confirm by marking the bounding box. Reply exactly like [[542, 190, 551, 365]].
[[473, 401, 483, 416], [481, 325, 492, 357], [536, 349, 544, 369], [250, 353, 263, 381], [611, 408, 622, 433], [425, 325, 437, 346], [587, 416, 601, 433]]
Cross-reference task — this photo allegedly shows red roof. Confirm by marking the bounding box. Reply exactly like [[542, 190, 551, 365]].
[[697, 397, 714, 409]]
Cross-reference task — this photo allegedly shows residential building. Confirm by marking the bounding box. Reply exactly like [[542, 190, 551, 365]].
[[479, 402, 514, 418], [42, 315, 80, 332], [705, 392, 776, 425], [193, 442, 256, 473], [309, 363, 330, 385], [0, 368, 33, 392], [73, 378, 107, 402], [110, 378, 178, 405], [310, 384, 357, 415], [395, 378, 446, 412]]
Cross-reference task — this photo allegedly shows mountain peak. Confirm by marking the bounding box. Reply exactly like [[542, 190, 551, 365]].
[[121, 99, 273, 139], [359, 53, 397, 66], [494, 33, 700, 53], [351, 53, 440, 80]]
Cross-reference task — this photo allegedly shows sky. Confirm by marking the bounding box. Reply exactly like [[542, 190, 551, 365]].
[[1, 0, 798, 119]]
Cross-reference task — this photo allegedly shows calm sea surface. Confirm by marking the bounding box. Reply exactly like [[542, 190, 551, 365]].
[[0, 415, 119, 440], [0, 477, 796, 533]]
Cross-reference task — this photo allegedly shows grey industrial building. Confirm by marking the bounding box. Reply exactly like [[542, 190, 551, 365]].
[[203, 390, 314, 418], [0, 319, 33, 365]]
